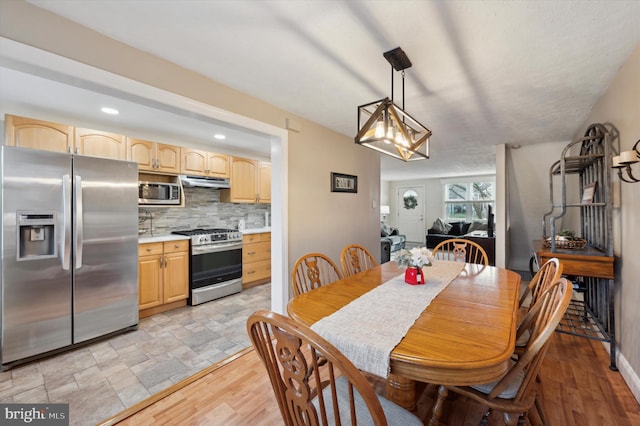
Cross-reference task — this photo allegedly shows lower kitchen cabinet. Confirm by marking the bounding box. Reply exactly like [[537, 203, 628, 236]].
[[242, 232, 271, 288], [138, 240, 189, 318]]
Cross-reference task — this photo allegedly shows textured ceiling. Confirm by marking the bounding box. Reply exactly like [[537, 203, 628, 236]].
[[19, 1, 640, 180]]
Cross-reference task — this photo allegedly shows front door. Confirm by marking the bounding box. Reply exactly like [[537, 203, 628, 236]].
[[397, 185, 425, 244]]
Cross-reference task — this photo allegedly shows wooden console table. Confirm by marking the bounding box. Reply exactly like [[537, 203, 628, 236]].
[[534, 240, 617, 370], [534, 240, 614, 279]]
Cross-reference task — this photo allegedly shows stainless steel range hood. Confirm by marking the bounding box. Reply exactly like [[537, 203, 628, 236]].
[[179, 175, 231, 189]]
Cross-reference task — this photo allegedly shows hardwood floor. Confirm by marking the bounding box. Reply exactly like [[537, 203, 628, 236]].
[[103, 331, 639, 425]]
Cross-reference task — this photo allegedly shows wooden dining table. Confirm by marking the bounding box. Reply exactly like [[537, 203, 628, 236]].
[[287, 261, 521, 411]]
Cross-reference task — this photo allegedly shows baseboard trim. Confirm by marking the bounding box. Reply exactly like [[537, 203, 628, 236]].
[[602, 341, 640, 404], [617, 350, 640, 404]]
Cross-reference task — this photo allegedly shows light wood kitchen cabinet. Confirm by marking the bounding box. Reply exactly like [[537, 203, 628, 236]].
[[180, 148, 229, 178], [5, 114, 74, 153], [242, 232, 271, 287], [128, 138, 181, 174], [258, 161, 271, 203], [221, 156, 271, 203], [138, 240, 189, 317], [5, 115, 126, 160], [74, 127, 127, 160]]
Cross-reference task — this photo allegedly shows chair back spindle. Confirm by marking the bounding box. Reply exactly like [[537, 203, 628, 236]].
[[340, 244, 377, 277], [432, 238, 489, 266], [292, 253, 343, 296], [518, 258, 562, 314]]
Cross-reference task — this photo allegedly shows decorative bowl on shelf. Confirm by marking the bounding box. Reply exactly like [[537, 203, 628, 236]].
[[542, 236, 587, 250]]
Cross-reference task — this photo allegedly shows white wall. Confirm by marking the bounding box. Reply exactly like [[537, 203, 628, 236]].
[[381, 180, 391, 207], [579, 43, 640, 402], [496, 144, 507, 268], [288, 120, 381, 266], [506, 141, 580, 271]]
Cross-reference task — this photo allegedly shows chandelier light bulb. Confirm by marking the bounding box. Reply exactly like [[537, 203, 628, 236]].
[[386, 126, 395, 141]]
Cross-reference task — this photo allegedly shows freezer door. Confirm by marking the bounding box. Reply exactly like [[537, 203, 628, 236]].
[[72, 155, 139, 343], [1, 147, 73, 364]]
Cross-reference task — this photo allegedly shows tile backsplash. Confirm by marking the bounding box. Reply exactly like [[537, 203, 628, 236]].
[[139, 187, 270, 236]]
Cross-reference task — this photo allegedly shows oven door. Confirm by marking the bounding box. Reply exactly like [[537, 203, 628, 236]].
[[191, 241, 243, 290]]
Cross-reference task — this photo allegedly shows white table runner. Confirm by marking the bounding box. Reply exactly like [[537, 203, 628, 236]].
[[311, 260, 465, 378]]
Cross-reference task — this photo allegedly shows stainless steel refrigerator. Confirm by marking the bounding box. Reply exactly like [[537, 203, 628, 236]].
[[1, 146, 139, 369]]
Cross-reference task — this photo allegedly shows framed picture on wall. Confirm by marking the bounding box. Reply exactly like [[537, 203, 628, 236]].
[[581, 182, 597, 204], [331, 172, 358, 193]]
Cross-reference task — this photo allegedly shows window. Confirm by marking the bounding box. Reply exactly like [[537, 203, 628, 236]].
[[444, 180, 494, 221]]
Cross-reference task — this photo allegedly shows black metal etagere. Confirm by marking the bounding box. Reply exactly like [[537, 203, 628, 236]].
[[541, 123, 619, 370]]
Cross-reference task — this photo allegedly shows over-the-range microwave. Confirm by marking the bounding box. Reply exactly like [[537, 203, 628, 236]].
[[138, 181, 181, 205]]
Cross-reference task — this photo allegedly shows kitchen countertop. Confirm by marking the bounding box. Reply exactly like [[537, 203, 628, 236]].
[[138, 228, 271, 243], [139, 234, 190, 244], [242, 227, 271, 235]]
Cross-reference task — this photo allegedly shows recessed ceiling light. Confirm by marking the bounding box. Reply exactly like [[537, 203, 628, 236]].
[[214, 134, 226, 140], [101, 107, 119, 115]]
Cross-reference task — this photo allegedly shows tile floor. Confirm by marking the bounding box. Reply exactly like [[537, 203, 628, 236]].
[[0, 283, 271, 426]]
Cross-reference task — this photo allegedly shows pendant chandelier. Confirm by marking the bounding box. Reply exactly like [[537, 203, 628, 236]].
[[355, 47, 431, 161]]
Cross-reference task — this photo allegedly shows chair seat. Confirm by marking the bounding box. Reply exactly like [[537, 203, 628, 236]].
[[470, 361, 525, 399], [515, 328, 531, 347], [313, 376, 422, 426]]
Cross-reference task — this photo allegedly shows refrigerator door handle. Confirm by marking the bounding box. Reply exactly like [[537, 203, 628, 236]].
[[75, 175, 83, 269], [62, 174, 72, 270]]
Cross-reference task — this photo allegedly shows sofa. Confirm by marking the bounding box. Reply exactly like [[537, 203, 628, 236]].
[[426, 219, 473, 248], [381, 222, 406, 263], [426, 218, 496, 265]]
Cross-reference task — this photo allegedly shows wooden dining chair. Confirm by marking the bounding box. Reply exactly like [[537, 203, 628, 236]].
[[429, 278, 573, 426], [340, 243, 377, 277], [291, 252, 343, 296], [432, 238, 489, 266], [518, 258, 562, 322], [247, 310, 422, 426]]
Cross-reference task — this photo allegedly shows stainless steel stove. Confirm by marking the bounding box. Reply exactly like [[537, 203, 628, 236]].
[[173, 228, 242, 248], [172, 228, 243, 305]]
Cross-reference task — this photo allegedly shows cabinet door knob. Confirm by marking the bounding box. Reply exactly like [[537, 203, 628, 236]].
[[175, 244, 180, 248], [146, 247, 152, 252]]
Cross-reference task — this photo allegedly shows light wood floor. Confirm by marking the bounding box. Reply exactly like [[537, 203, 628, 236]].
[[103, 332, 639, 425]]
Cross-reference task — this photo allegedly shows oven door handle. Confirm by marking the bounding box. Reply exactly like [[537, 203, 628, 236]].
[[192, 241, 243, 255]]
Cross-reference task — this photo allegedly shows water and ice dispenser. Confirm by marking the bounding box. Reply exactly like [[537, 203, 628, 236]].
[[17, 212, 56, 260]]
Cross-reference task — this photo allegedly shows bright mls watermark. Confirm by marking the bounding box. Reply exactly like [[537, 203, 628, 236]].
[[1, 404, 68, 425]]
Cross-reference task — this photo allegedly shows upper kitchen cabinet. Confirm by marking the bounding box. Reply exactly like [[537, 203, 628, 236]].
[[6, 115, 125, 160], [180, 148, 229, 178], [221, 156, 271, 203], [128, 138, 181, 174], [5, 114, 74, 153], [258, 161, 271, 203], [74, 128, 127, 160]]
